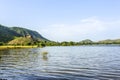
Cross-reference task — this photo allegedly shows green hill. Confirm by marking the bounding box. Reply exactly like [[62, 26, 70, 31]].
[[0, 25, 21, 42], [10, 27, 48, 41], [0, 24, 49, 43]]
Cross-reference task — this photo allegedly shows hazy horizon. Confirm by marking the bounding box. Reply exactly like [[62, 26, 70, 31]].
[[0, 0, 120, 42]]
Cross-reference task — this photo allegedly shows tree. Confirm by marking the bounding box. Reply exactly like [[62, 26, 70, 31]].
[[0, 42, 4, 46], [38, 42, 46, 47]]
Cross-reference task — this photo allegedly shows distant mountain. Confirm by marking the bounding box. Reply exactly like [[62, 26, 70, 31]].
[[98, 39, 120, 44], [0, 24, 49, 43]]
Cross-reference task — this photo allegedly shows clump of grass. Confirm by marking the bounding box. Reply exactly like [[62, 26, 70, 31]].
[[41, 51, 48, 61], [42, 51, 48, 55]]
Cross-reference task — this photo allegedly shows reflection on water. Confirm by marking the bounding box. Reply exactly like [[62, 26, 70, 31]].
[[0, 46, 120, 80]]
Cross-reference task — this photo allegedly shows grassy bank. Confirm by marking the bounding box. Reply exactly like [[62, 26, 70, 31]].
[[0, 46, 38, 50]]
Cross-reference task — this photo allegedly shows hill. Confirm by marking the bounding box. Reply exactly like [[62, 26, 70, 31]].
[[79, 39, 93, 44], [0, 25, 21, 42], [0, 24, 49, 43], [98, 39, 120, 44], [10, 27, 48, 41]]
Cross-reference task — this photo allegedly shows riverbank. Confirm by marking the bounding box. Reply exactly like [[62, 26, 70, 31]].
[[0, 46, 38, 50]]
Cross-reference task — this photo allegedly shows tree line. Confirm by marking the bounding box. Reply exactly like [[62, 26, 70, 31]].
[[0, 39, 120, 47]]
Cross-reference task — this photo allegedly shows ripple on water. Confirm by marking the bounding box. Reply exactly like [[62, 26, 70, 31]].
[[0, 46, 120, 80]]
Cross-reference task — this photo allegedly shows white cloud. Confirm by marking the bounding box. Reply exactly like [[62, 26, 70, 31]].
[[39, 17, 120, 41]]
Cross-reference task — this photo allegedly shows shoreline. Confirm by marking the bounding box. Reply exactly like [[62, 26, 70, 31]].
[[0, 44, 120, 50], [0, 46, 38, 50]]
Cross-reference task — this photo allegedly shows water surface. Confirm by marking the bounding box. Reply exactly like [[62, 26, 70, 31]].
[[0, 46, 120, 80]]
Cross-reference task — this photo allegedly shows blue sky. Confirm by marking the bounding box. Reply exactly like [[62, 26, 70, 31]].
[[0, 0, 120, 41]]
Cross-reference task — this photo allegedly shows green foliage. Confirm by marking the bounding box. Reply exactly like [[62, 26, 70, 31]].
[[37, 42, 46, 47], [0, 42, 4, 46], [40, 39, 120, 46], [8, 37, 34, 46], [61, 42, 68, 46]]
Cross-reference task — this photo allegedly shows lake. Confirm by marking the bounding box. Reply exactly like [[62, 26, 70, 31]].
[[0, 46, 120, 80]]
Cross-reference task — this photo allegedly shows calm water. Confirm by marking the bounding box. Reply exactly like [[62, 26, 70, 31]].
[[0, 46, 120, 80]]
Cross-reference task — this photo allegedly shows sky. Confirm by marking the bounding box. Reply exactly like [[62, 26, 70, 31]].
[[0, 0, 120, 42]]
